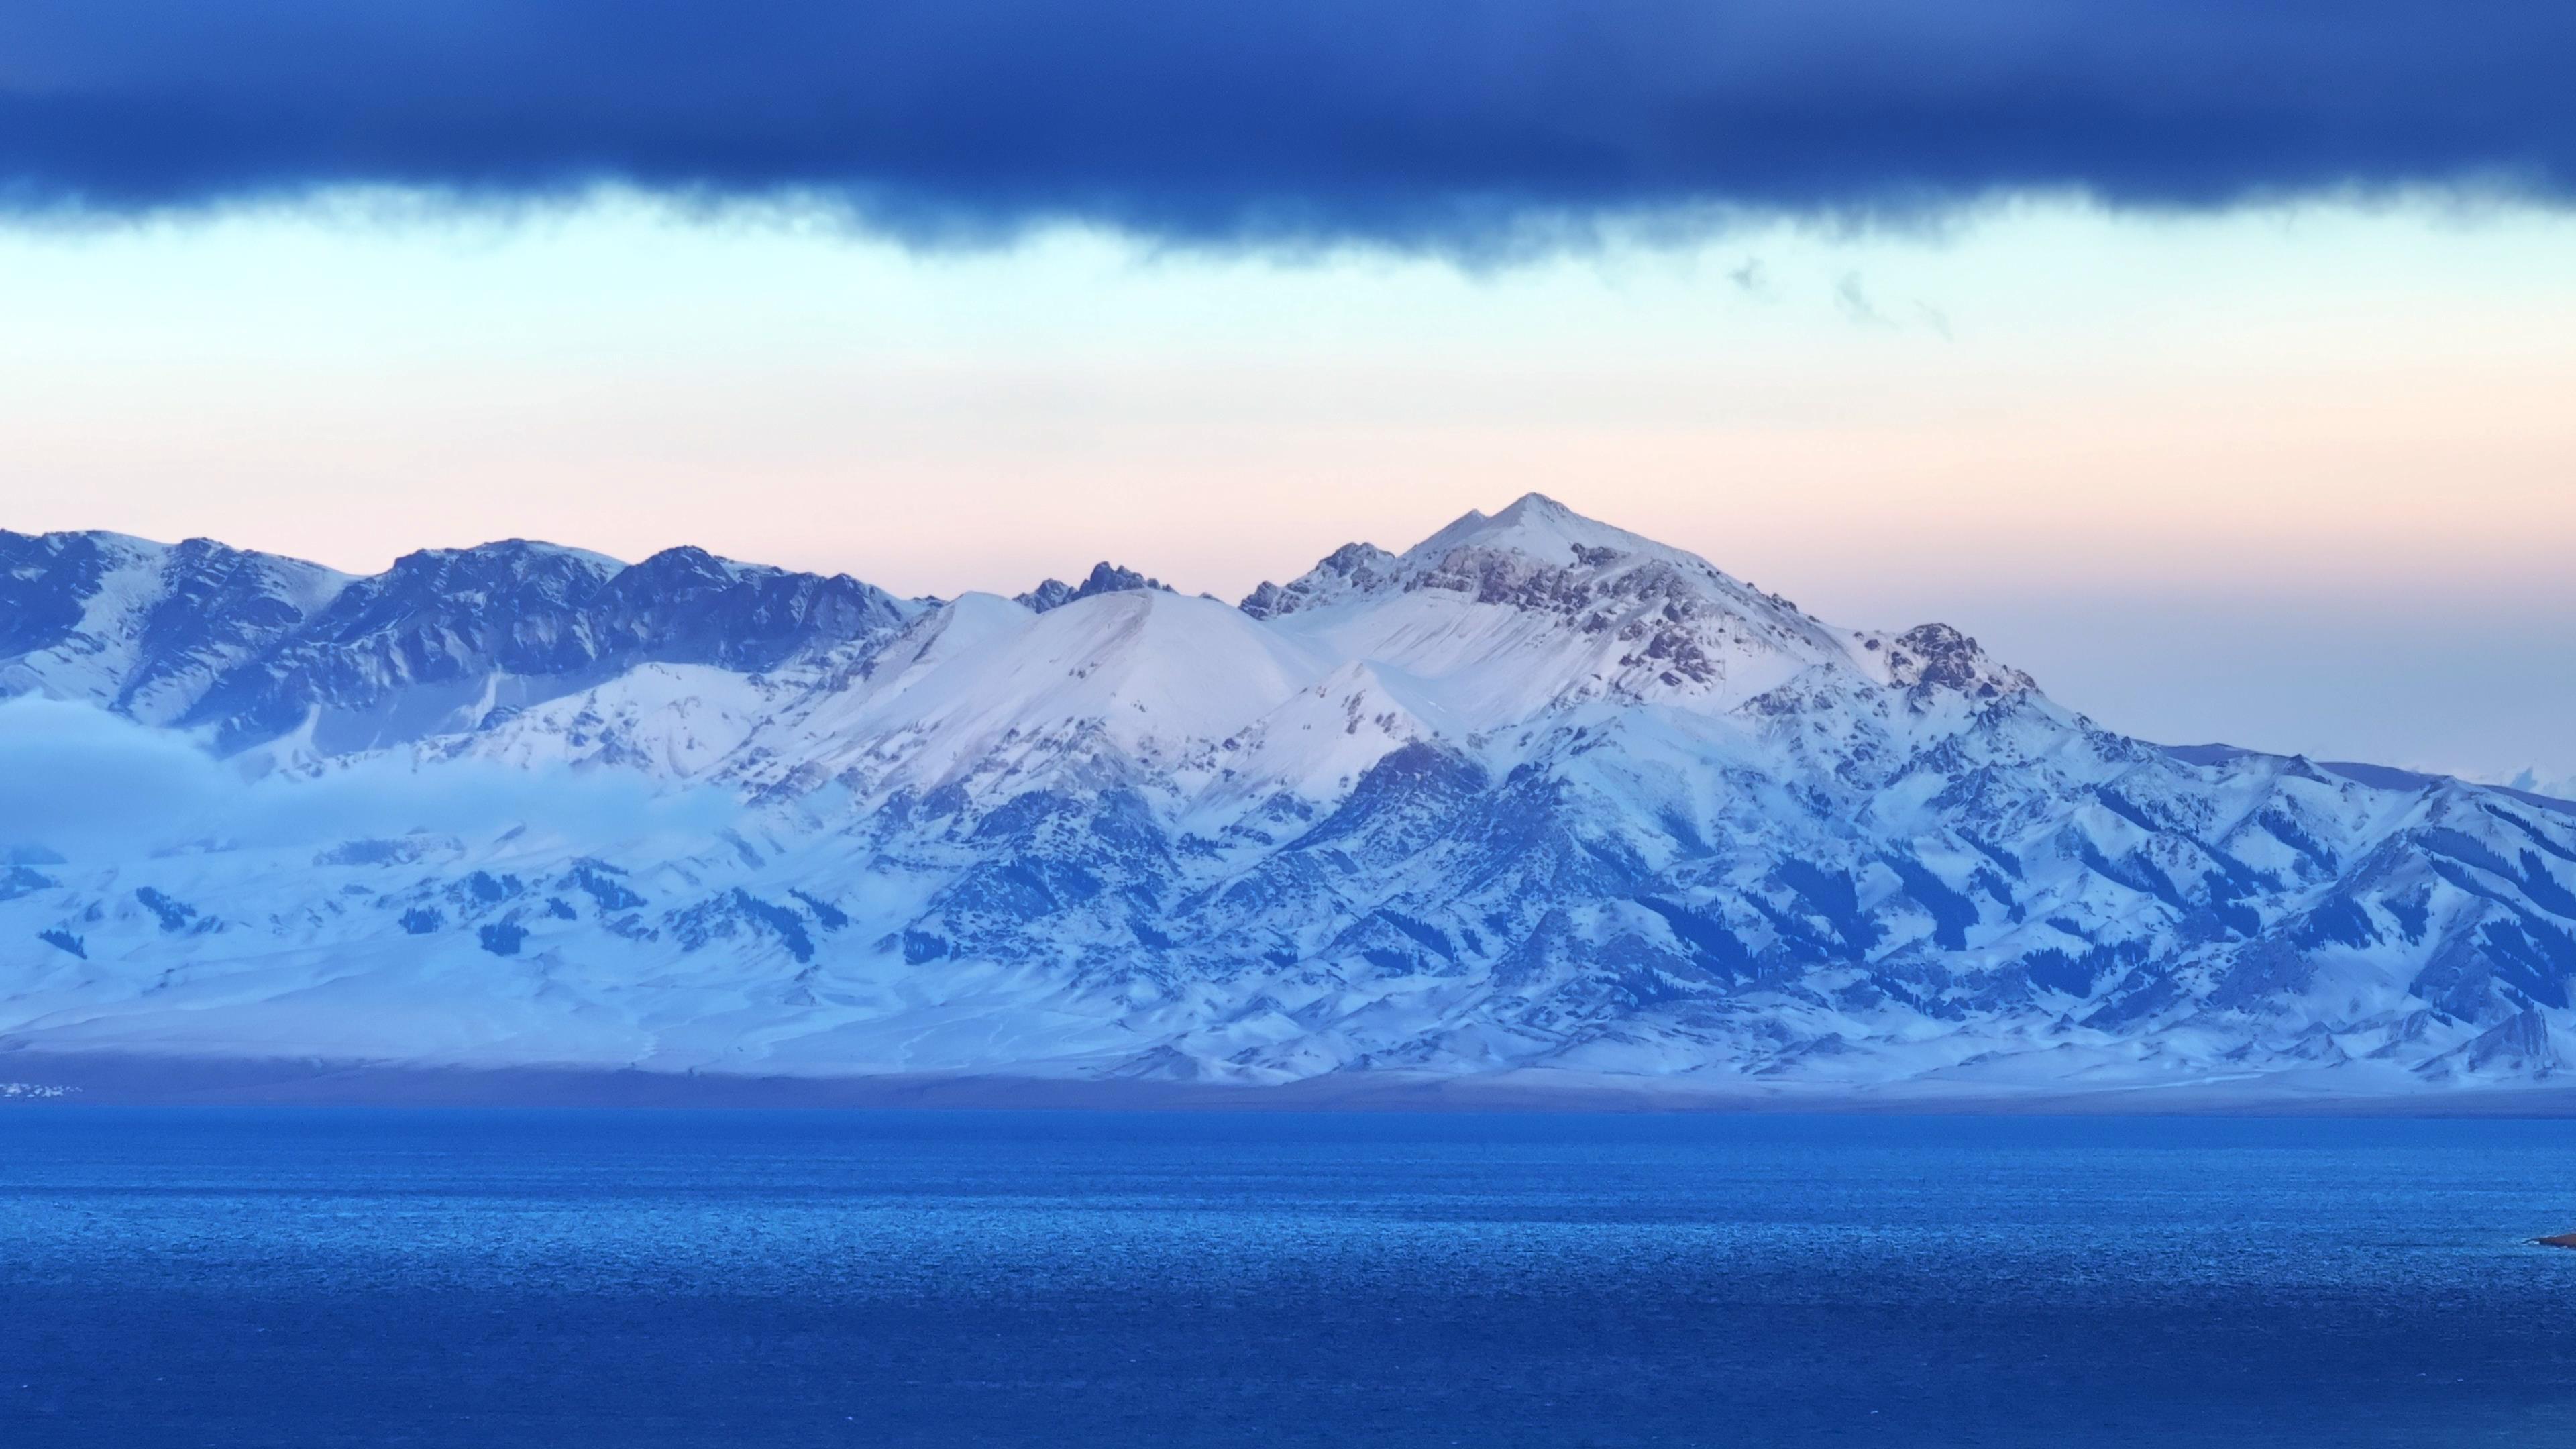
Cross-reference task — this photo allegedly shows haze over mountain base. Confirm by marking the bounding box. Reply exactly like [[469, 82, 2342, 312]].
[[5, 496, 2574, 1104]]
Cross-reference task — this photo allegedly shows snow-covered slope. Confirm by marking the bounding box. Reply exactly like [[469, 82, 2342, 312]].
[[4, 499, 2572, 1101]]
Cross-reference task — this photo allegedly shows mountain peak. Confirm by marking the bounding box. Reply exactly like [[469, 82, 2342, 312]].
[[1497, 490, 1576, 521], [1238, 543, 1398, 620], [394, 538, 627, 575], [1402, 492, 1660, 566], [1876, 623, 2039, 698], [1015, 561, 1171, 614], [1242, 495, 1760, 637]]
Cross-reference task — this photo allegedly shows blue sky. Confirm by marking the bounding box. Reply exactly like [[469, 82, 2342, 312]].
[[1, 3, 2570, 780]]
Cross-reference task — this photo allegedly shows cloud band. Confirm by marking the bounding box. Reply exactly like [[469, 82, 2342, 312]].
[[3, 1, 2568, 247]]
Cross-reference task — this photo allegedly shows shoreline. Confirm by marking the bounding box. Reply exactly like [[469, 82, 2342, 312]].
[[9, 1050, 2576, 1116]]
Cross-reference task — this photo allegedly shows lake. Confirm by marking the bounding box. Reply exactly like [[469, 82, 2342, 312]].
[[3, 1109, 2572, 1446]]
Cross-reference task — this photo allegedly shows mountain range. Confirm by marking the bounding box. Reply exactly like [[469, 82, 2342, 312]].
[[3, 495, 2573, 1103]]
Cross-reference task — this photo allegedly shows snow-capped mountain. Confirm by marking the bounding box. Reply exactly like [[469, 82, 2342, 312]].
[[5, 496, 2573, 1101]]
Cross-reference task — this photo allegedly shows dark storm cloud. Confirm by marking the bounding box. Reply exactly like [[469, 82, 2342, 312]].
[[1, 1, 2568, 248]]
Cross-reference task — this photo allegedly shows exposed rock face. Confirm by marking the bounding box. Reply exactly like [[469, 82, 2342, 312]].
[[3, 495, 2573, 1099], [1016, 562, 1170, 614], [1, 530, 352, 726], [1, 530, 922, 753], [586, 546, 916, 672], [1238, 543, 1397, 619], [1880, 624, 2038, 699]]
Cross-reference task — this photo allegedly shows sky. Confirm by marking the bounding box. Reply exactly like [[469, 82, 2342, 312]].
[[1, 2, 2571, 782]]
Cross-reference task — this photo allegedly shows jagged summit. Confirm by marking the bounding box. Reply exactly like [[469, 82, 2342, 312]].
[[1015, 561, 1173, 614], [1871, 623, 2039, 699], [1243, 494, 1715, 619], [1238, 543, 1397, 619], [1238, 494, 2004, 722]]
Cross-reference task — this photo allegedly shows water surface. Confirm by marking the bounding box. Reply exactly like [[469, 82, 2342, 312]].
[[3, 1110, 2572, 1446]]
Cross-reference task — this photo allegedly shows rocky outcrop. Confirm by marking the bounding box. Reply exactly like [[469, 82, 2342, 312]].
[[1016, 562, 1171, 614]]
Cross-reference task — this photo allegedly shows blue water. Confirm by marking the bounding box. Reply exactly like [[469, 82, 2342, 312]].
[[3, 1111, 2573, 1447]]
